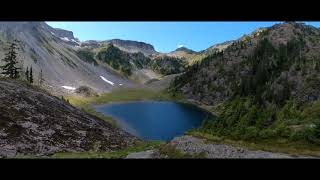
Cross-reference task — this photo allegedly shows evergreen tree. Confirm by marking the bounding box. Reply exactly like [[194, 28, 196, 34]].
[[38, 69, 44, 86], [0, 41, 21, 79], [29, 66, 33, 84], [25, 66, 29, 82], [14, 67, 20, 79]]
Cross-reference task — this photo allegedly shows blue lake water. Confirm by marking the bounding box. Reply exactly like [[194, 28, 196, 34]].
[[95, 101, 212, 141]]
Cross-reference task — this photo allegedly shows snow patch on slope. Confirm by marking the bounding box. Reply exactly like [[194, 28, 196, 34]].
[[100, 76, 115, 86], [60, 37, 80, 45], [62, 86, 76, 90], [71, 39, 78, 43], [60, 37, 70, 42]]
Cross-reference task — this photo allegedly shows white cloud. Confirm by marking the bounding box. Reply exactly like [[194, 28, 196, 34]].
[[178, 44, 184, 48]]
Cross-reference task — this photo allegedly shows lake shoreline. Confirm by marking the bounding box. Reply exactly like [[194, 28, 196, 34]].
[[66, 88, 320, 158]]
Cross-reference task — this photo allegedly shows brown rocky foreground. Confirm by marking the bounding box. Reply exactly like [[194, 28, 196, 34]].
[[0, 79, 139, 158]]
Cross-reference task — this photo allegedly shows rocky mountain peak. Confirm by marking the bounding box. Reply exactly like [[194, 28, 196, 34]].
[[51, 28, 79, 42], [107, 39, 157, 56], [173, 47, 196, 54]]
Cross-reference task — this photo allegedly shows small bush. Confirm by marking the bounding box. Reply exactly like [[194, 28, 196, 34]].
[[75, 86, 98, 97], [259, 128, 276, 139], [243, 126, 259, 140]]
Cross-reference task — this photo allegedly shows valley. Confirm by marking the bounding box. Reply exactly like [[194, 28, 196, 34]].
[[1, 21, 320, 158]]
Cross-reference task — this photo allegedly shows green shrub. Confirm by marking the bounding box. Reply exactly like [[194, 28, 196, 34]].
[[302, 101, 320, 121], [276, 101, 303, 125], [243, 126, 259, 140], [274, 123, 292, 138], [76, 49, 98, 65], [149, 56, 187, 75], [197, 98, 320, 144], [259, 128, 277, 139]]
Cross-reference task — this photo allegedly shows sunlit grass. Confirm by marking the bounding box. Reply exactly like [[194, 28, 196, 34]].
[[67, 88, 178, 106], [65, 88, 183, 126]]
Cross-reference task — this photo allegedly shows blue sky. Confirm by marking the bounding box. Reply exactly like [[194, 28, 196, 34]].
[[46, 22, 320, 53]]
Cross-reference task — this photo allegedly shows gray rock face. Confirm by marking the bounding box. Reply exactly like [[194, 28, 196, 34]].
[[0, 79, 139, 158], [80, 40, 101, 49], [0, 22, 136, 96], [108, 39, 158, 56], [126, 150, 159, 159], [51, 28, 77, 41], [169, 136, 309, 159]]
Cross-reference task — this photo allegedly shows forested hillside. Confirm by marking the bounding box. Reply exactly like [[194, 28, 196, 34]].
[[170, 22, 320, 144]]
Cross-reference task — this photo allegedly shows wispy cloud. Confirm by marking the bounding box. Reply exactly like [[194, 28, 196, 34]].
[[178, 44, 184, 48]]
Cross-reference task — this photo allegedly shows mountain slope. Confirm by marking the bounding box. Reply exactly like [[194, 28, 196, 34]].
[[0, 78, 138, 157], [80, 43, 188, 81], [0, 22, 211, 92], [81, 39, 158, 56], [95, 44, 151, 76], [165, 47, 200, 65], [203, 40, 234, 55], [0, 22, 135, 95], [168, 47, 197, 58], [170, 22, 320, 144], [172, 22, 320, 106]]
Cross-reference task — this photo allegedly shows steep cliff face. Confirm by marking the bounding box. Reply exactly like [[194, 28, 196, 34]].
[[108, 39, 158, 56], [0, 79, 138, 158]]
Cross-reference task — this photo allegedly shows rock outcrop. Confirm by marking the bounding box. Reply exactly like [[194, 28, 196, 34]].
[[0, 79, 139, 158]]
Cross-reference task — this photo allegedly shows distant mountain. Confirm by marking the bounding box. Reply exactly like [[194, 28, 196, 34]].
[[80, 39, 158, 56], [108, 39, 158, 56], [166, 47, 198, 61], [50, 28, 80, 46], [167, 43, 233, 65], [93, 43, 187, 78], [80, 40, 101, 48], [94, 43, 151, 76], [172, 47, 197, 54], [74, 37, 188, 81]]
